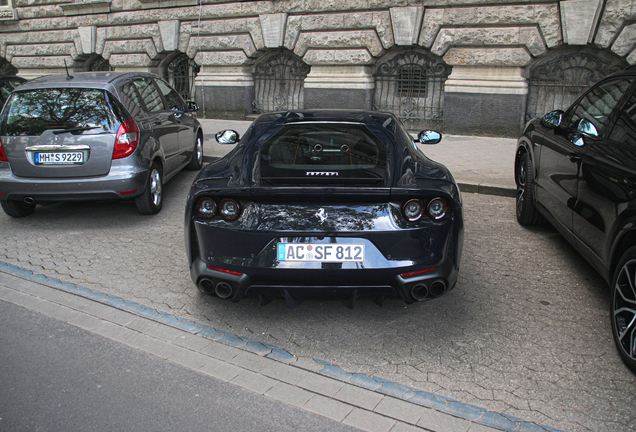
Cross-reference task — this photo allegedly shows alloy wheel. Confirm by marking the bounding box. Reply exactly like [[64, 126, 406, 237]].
[[150, 168, 162, 206], [613, 258, 636, 363]]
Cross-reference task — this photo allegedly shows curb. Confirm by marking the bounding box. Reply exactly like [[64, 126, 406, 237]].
[[0, 260, 561, 432]]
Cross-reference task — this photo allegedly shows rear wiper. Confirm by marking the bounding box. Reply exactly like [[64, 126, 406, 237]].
[[52, 126, 101, 135]]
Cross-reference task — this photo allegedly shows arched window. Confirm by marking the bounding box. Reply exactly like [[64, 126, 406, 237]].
[[164, 53, 199, 101], [252, 49, 310, 113], [525, 46, 628, 121], [86, 55, 113, 72], [373, 48, 451, 129]]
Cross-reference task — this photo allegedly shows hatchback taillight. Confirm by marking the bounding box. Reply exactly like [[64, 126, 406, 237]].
[[0, 136, 7, 162], [113, 118, 139, 159]]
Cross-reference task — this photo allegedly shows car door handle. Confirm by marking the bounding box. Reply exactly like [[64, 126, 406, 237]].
[[568, 153, 581, 162]]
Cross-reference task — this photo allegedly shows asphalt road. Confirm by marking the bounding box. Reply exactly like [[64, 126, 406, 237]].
[[0, 169, 635, 432]]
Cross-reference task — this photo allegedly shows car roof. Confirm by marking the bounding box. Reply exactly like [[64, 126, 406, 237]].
[[14, 71, 157, 91]]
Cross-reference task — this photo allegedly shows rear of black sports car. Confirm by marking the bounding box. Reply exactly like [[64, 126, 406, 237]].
[[185, 110, 463, 306]]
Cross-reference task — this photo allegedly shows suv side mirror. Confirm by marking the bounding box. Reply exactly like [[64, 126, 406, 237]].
[[576, 118, 598, 137], [215, 129, 240, 144], [417, 130, 442, 144], [186, 100, 199, 112], [541, 110, 564, 128]]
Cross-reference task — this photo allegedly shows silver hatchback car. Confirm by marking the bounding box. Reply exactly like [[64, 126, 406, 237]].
[[0, 71, 203, 217]]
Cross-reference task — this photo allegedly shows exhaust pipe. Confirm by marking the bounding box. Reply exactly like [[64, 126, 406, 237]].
[[197, 278, 215, 295], [214, 282, 233, 299], [429, 279, 447, 298], [24, 197, 35, 205], [411, 284, 429, 301]]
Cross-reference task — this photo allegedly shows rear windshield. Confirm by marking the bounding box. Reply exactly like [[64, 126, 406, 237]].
[[259, 122, 388, 186], [0, 88, 124, 136]]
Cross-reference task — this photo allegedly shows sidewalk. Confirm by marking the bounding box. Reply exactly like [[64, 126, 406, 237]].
[[199, 118, 517, 197], [0, 263, 558, 432]]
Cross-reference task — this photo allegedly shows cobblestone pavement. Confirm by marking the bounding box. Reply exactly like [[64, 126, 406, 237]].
[[1, 171, 635, 432]]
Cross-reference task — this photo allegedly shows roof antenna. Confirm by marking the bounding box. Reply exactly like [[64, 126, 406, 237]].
[[64, 59, 74, 80]]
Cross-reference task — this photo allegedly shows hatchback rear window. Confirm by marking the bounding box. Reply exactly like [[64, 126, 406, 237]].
[[0, 88, 123, 136], [259, 122, 388, 186]]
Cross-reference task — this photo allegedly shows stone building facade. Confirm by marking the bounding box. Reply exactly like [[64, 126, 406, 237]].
[[0, 0, 634, 137]]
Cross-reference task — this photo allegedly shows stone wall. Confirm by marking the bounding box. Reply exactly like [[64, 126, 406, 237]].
[[0, 0, 634, 136]]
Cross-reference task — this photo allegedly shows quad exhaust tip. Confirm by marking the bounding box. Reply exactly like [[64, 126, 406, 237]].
[[411, 284, 429, 301], [214, 282, 233, 299], [197, 278, 215, 295], [197, 278, 234, 299], [410, 279, 447, 301]]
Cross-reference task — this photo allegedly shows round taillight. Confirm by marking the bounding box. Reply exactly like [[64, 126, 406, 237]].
[[403, 199, 424, 221], [197, 198, 217, 219], [220, 199, 240, 221], [427, 198, 447, 220]]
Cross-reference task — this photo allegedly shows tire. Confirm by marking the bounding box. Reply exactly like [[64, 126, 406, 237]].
[[186, 133, 203, 170], [516, 152, 541, 225], [1, 200, 35, 217], [135, 162, 163, 215], [611, 246, 636, 372]]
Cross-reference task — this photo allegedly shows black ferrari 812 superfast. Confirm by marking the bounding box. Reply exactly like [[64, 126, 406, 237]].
[[185, 110, 463, 308]]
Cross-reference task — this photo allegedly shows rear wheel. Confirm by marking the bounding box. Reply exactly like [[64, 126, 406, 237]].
[[611, 247, 636, 372], [135, 162, 163, 215], [186, 134, 203, 170], [516, 152, 540, 225], [1, 200, 35, 218]]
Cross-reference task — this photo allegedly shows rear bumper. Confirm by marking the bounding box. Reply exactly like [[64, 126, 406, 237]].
[[190, 247, 460, 304], [0, 162, 148, 203]]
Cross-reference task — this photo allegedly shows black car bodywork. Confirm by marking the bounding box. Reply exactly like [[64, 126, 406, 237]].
[[185, 110, 464, 307], [515, 66, 636, 371]]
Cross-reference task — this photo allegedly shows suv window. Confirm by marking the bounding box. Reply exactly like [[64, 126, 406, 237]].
[[568, 79, 634, 137], [132, 78, 164, 113], [259, 122, 387, 185], [155, 79, 183, 111], [608, 89, 636, 146], [0, 88, 123, 136]]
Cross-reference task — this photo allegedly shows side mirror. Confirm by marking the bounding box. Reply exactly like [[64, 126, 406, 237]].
[[215, 129, 240, 144], [541, 110, 564, 128], [576, 118, 598, 137], [186, 100, 199, 112], [417, 130, 442, 144]]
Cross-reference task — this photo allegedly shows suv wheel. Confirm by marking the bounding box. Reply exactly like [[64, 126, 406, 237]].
[[516, 152, 540, 225], [1, 200, 35, 218], [135, 162, 163, 215], [611, 246, 636, 371]]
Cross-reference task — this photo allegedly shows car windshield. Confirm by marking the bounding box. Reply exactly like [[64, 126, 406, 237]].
[[259, 122, 388, 186], [0, 88, 121, 136]]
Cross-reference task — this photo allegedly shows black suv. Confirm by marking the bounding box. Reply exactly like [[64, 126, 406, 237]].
[[515, 66, 636, 371]]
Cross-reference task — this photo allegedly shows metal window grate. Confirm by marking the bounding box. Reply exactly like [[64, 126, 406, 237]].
[[526, 50, 627, 121], [164, 54, 199, 102], [373, 50, 451, 129], [252, 49, 310, 113]]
